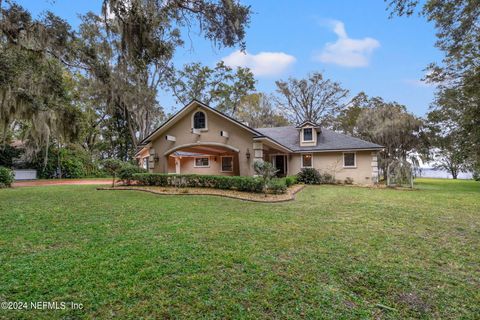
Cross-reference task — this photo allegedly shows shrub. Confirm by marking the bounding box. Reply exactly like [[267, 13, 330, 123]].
[[297, 168, 321, 184], [269, 178, 287, 194], [0, 166, 14, 188], [319, 172, 334, 184], [118, 164, 147, 185], [254, 161, 278, 193], [132, 173, 273, 193], [285, 175, 297, 187], [102, 159, 124, 187], [297, 168, 334, 185]]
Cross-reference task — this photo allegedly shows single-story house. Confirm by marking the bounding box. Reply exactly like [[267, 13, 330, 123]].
[[136, 100, 383, 184]]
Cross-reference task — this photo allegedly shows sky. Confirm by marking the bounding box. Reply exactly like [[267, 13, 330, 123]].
[[18, 0, 442, 116]]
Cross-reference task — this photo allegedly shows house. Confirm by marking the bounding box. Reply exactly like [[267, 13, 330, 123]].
[[136, 100, 383, 184]]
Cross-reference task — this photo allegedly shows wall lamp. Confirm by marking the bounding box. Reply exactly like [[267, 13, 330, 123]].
[[246, 148, 251, 160]]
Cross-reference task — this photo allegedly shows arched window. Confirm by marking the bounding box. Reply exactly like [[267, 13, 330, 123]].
[[193, 111, 206, 129]]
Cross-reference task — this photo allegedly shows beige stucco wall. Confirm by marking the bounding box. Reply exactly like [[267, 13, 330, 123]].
[[288, 151, 376, 185], [149, 103, 255, 175]]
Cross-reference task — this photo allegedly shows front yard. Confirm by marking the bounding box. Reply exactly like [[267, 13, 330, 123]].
[[0, 179, 479, 319]]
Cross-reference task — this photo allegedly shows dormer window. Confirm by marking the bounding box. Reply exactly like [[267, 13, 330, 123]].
[[303, 128, 313, 141], [192, 111, 207, 130]]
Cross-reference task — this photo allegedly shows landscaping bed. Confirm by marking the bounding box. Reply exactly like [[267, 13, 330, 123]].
[[98, 184, 305, 202]]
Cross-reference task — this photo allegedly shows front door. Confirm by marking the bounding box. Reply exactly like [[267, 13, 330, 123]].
[[273, 155, 286, 177]]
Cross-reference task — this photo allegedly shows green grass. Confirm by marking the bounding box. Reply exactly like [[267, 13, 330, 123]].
[[0, 178, 479, 319]]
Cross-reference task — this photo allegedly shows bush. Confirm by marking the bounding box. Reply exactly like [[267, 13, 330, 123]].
[[0, 166, 14, 188], [285, 175, 297, 187], [118, 164, 147, 185], [133, 173, 274, 193], [319, 172, 334, 184], [269, 178, 287, 194], [254, 161, 278, 193], [297, 168, 321, 184], [297, 168, 334, 185]]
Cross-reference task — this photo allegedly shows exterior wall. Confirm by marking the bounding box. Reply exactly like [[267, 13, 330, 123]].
[[172, 154, 238, 176], [288, 151, 377, 185], [149, 103, 255, 175]]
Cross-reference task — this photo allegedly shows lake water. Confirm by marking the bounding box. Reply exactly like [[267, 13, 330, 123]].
[[417, 168, 473, 180]]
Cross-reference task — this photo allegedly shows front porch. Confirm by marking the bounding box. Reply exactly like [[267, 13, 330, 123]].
[[166, 145, 239, 176]]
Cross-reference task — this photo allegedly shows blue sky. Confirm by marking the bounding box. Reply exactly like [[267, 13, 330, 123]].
[[18, 0, 442, 116]]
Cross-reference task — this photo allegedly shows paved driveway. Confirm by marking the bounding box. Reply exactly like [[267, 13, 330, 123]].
[[13, 179, 113, 187]]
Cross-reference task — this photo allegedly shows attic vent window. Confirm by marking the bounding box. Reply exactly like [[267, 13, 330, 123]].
[[303, 128, 313, 141], [193, 111, 206, 129]]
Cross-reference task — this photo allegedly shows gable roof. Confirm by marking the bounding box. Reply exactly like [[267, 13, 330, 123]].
[[140, 99, 264, 145], [295, 120, 321, 129], [255, 126, 383, 152]]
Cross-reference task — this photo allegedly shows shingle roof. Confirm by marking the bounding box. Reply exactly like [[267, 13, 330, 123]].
[[255, 126, 383, 152]]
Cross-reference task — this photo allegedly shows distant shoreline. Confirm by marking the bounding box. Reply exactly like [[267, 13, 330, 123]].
[[417, 168, 473, 180]]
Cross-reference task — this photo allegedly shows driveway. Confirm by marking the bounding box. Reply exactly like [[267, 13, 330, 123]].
[[13, 179, 113, 187]]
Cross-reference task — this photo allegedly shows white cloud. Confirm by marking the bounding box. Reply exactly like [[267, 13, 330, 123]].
[[314, 20, 380, 67], [222, 50, 296, 76]]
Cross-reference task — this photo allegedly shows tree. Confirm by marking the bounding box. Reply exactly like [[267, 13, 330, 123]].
[[425, 110, 468, 179], [387, 0, 480, 174], [331, 92, 380, 135], [274, 72, 349, 125], [75, 0, 252, 151], [102, 159, 124, 187], [0, 3, 82, 164], [166, 61, 256, 115], [356, 96, 424, 180], [235, 93, 289, 128]]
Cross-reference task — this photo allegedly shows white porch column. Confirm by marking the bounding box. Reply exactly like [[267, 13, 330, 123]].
[[371, 151, 379, 184]]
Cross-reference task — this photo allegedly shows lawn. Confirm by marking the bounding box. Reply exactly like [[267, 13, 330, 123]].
[[0, 178, 479, 319]]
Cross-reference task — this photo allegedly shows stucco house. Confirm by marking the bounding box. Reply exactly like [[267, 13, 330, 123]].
[[136, 100, 383, 185]]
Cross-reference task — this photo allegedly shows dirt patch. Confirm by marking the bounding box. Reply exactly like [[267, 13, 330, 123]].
[[13, 179, 112, 187], [397, 292, 431, 313], [97, 184, 305, 202]]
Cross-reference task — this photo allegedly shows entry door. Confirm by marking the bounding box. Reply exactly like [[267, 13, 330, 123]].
[[273, 155, 286, 177]]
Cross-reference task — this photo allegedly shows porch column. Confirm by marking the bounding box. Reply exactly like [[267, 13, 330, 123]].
[[148, 148, 155, 173], [250, 142, 264, 176], [253, 142, 264, 163], [371, 151, 379, 184]]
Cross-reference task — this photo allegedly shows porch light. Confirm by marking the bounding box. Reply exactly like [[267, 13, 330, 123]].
[[154, 154, 160, 162], [246, 148, 251, 159]]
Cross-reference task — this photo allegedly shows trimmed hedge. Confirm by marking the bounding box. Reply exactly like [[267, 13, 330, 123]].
[[133, 173, 278, 193], [118, 164, 147, 185], [0, 166, 14, 188]]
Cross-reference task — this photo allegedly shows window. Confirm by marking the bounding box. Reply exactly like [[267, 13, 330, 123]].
[[193, 111, 206, 129], [303, 128, 313, 141], [194, 157, 209, 167], [221, 156, 233, 172], [301, 153, 313, 168], [142, 157, 149, 170], [343, 152, 356, 167]]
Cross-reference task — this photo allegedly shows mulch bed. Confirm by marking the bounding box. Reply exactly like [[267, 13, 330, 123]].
[[97, 184, 306, 203]]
